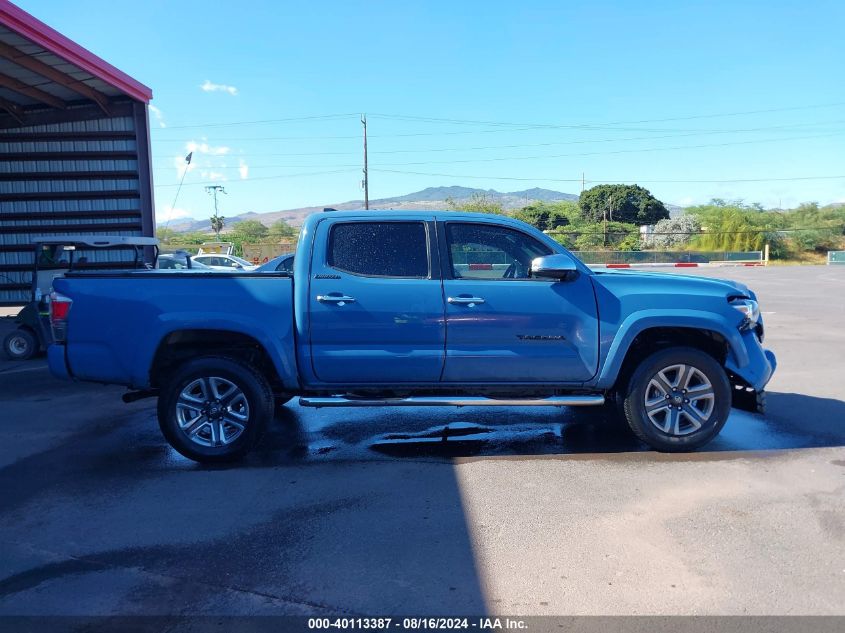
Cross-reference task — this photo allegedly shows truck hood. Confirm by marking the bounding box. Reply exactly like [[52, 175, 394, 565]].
[[591, 269, 754, 300]]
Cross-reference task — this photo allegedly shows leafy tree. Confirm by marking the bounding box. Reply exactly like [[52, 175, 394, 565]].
[[578, 184, 669, 226], [155, 227, 179, 243], [446, 193, 504, 215], [513, 201, 578, 231], [686, 202, 783, 252], [647, 215, 702, 249], [229, 220, 269, 243], [268, 219, 298, 240], [550, 221, 640, 251], [210, 213, 225, 239]]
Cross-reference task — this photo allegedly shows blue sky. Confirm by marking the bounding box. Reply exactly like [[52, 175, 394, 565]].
[[20, 0, 845, 223]]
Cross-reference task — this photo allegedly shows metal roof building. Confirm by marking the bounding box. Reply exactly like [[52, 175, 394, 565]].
[[0, 1, 154, 304]]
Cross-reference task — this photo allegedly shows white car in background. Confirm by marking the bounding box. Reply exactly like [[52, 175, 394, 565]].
[[191, 254, 258, 271]]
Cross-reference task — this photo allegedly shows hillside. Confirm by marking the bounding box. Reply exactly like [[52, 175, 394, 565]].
[[163, 186, 580, 233]]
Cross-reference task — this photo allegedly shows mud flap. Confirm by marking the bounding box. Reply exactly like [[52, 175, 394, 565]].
[[732, 386, 766, 414]]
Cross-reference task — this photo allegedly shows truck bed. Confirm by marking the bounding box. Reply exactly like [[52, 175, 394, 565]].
[[52, 270, 296, 389]]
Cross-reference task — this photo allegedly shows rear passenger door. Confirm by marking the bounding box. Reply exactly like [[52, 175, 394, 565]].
[[308, 218, 445, 384]]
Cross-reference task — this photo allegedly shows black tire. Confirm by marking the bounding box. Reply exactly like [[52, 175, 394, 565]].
[[3, 327, 37, 361], [157, 356, 274, 463], [622, 347, 731, 452]]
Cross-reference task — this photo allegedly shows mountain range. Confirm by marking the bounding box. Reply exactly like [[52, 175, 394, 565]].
[[162, 186, 580, 233]]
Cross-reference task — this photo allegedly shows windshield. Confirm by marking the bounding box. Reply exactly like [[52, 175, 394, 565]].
[[230, 255, 254, 267]]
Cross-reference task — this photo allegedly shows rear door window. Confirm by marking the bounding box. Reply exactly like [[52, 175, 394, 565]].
[[328, 221, 429, 278]]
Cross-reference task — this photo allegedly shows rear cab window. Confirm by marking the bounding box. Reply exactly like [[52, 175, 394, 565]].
[[328, 221, 430, 278]]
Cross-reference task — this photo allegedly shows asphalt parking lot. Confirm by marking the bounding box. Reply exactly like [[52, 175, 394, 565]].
[[0, 265, 844, 618]]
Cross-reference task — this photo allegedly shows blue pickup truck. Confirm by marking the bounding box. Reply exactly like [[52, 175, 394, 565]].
[[47, 211, 776, 462]]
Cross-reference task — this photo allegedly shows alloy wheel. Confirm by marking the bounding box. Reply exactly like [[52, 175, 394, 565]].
[[643, 363, 715, 436], [175, 376, 250, 447]]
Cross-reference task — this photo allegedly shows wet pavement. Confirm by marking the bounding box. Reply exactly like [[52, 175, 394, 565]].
[[0, 266, 844, 616]]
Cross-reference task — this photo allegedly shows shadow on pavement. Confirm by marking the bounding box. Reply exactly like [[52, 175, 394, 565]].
[[0, 398, 488, 615], [268, 390, 845, 461], [2, 376, 844, 616]]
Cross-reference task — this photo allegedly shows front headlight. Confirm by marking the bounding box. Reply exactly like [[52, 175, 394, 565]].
[[730, 298, 760, 325]]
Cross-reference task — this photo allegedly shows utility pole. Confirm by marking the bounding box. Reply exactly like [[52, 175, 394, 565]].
[[361, 113, 369, 210], [581, 172, 585, 193], [205, 185, 227, 239]]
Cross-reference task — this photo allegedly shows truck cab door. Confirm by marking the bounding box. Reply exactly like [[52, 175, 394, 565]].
[[439, 220, 599, 383], [307, 218, 445, 384]]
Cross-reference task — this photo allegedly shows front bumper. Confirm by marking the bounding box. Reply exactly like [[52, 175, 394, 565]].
[[725, 330, 777, 392]]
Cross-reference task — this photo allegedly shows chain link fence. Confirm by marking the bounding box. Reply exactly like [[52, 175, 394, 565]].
[[572, 250, 764, 265]]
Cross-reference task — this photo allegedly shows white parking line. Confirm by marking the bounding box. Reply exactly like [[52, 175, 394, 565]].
[[0, 364, 48, 375]]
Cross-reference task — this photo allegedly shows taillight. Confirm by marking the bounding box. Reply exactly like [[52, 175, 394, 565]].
[[49, 291, 72, 342]]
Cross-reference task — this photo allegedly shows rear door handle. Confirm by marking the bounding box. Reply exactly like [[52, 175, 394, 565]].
[[448, 296, 485, 306], [317, 294, 356, 306]]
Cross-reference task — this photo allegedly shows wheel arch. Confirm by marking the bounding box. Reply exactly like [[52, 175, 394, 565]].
[[596, 311, 744, 391], [148, 328, 294, 393]]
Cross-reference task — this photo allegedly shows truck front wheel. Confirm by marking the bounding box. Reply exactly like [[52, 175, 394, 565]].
[[157, 356, 274, 463], [622, 347, 731, 452]]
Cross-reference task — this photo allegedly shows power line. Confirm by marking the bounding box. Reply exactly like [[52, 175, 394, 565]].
[[370, 168, 845, 184], [368, 131, 845, 167], [153, 168, 359, 188], [368, 101, 845, 129], [151, 113, 358, 131], [147, 102, 845, 134], [151, 119, 838, 159]]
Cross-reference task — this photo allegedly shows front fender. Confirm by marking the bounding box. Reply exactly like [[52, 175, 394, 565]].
[[593, 309, 747, 389]]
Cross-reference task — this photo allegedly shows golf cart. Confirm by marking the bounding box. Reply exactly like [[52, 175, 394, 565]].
[[2, 235, 158, 361]]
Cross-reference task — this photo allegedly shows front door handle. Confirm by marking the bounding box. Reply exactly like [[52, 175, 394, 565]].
[[448, 296, 485, 307], [317, 294, 356, 306]]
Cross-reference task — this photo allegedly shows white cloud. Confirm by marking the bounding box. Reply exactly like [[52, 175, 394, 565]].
[[201, 170, 226, 182], [186, 140, 231, 156], [200, 79, 238, 96], [157, 206, 192, 223], [238, 159, 249, 180], [148, 104, 166, 128]]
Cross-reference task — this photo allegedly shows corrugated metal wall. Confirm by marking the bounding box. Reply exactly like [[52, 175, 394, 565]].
[[0, 101, 154, 304]]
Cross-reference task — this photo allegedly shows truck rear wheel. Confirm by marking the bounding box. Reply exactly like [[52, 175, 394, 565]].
[[622, 347, 730, 452], [157, 356, 274, 463]]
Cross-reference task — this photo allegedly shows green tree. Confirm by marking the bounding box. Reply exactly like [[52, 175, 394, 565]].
[[549, 221, 640, 251], [268, 219, 298, 240], [229, 220, 269, 243], [446, 193, 504, 215], [155, 227, 179, 243], [513, 201, 579, 231], [686, 201, 783, 252], [210, 213, 225, 239], [578, 184, 669, 226]]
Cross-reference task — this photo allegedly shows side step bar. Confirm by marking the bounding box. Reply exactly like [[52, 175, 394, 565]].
[[299, 395, 605, 408]]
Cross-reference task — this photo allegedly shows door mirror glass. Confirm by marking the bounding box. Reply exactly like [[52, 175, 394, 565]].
[[531, 254, 578, 281]]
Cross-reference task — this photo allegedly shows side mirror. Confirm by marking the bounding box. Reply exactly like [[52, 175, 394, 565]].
[[531, 254, 579, 281]]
